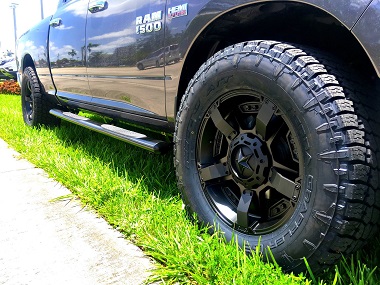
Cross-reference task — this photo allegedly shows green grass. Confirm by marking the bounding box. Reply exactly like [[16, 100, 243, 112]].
[[0, 93, 379, 284]]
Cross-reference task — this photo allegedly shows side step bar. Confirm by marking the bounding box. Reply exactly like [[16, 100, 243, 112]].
[[50, 109, 171, 154]]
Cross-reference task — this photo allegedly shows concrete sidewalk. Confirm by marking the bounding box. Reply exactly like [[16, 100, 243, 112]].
[[0, 139, 154, 285]]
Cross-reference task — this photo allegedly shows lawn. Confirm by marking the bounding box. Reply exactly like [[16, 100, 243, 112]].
[[0, 93, 378, 284]]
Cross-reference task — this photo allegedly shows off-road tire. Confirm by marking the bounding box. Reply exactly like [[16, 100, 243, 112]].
[[174, 40, 380, 273], [21, 66, 60, 127]]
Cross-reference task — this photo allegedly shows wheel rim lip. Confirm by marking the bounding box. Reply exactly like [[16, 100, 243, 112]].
[[196, 90, 302, 236]]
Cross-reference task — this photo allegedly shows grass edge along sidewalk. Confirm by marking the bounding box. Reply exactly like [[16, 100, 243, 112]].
[[0, 93, 379, 284], [0, 138, 154, 284]]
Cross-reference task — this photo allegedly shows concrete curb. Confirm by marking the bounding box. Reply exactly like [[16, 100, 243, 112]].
[[0, 139, 154, 284]]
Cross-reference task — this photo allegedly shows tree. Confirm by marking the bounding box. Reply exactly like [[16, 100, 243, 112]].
[[87, 43, 99, 53], [68, 49, 77, 59]]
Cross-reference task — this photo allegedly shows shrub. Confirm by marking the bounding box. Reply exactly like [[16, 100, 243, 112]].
[[0, 80, 20, 95]]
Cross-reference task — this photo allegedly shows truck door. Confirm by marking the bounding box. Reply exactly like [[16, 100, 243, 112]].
[[49, 0, 91, 104], [86, 0, 166, 119]]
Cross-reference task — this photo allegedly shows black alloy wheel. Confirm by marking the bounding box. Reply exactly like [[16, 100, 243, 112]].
[[196, 91, 301, 235], [23, 76, 35, 124]]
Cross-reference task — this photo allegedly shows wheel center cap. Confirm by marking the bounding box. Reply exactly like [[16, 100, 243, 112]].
[[236, 148, 252, 175], [230, 134, 270, 188]]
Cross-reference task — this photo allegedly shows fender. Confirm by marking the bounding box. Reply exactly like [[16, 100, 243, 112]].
[[16, 16, 54, 94], [167, 0, 377, 120], [174, 0, 372, 57], [352, 0, 380, 77]]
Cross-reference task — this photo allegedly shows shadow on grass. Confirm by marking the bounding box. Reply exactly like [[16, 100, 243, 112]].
[[52, 120, 178, 200]]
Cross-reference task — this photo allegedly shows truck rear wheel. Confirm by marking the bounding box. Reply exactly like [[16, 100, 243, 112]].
[[174, 41, 380, 273], [21, 67, 60, 127]]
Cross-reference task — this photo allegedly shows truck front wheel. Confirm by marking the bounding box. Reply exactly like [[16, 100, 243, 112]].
[[174, 41, 380, 272], [21, 66, 60, 127]]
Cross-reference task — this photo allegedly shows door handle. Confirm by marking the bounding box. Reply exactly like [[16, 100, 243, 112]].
[[89, 1, 108, 13], [49, 18, 62, 27]]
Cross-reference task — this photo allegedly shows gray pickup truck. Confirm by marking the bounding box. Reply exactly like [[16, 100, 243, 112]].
[[17, 0, 380, 273]]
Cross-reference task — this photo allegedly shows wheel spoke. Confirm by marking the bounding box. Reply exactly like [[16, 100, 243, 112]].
[[209, 104, 237, 140], [25, 96, 32, 103], [237, 190, 254, 227], [269, 168, 296, 199], [199, 162, 230, 182], [266, 121, 285, 146], [256, 100, 275, 140], [272, 161, 298, 175]]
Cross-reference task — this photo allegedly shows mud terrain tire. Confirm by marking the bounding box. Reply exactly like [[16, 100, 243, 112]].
[[174, 41, 380, 273]]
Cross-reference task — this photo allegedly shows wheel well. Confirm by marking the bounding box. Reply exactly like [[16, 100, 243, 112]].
[[20, 54, 55, 102], [176, 1, 376, 113], [22, 54, 36, 72]]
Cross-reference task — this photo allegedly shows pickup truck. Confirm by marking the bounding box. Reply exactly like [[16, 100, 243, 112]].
[[17, 0, 380, 273]]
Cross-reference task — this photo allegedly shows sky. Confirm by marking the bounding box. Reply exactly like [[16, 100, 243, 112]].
[[0, 0, 57, 54]]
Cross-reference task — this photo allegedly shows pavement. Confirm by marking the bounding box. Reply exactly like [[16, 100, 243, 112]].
[[0, 139, 154, 285]]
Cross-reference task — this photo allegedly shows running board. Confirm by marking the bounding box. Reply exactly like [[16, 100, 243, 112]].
[[50, 109, 170, 153]]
